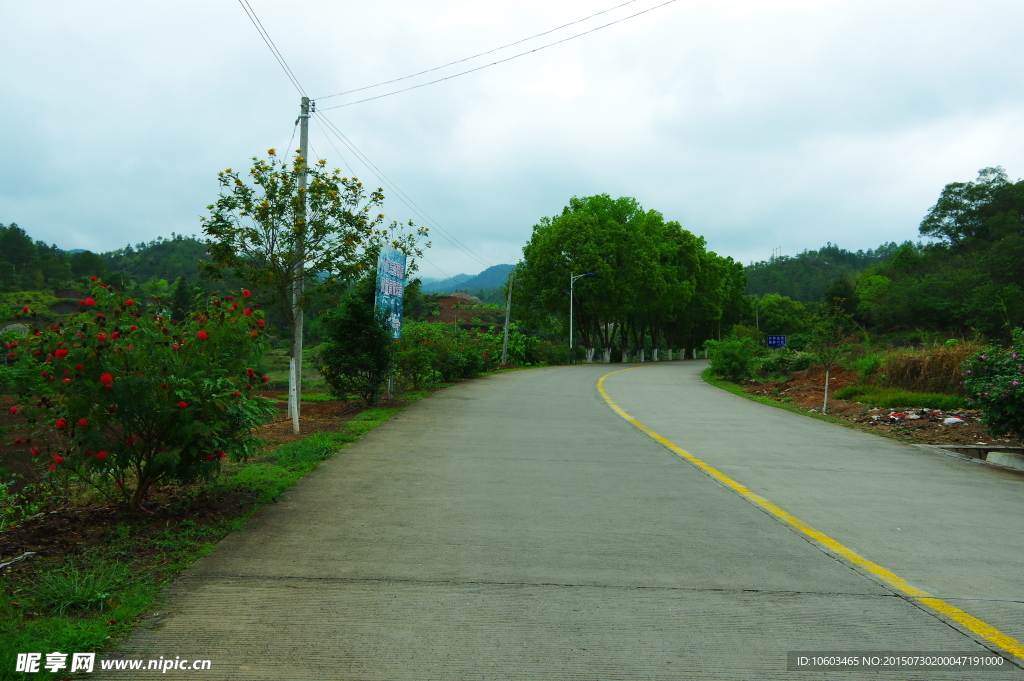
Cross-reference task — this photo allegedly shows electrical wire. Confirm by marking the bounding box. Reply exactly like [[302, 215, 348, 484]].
[[315, 0, 646, 100], [236, 0, 306, 96], [315, 111, 496, 270], [313, 115, 491, 283], [318, 0, 679, 110]]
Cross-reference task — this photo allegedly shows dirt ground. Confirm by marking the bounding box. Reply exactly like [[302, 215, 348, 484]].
[[742, 366, 1021, 448]]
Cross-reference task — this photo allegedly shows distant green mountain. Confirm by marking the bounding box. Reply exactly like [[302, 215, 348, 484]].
[[421, 264, 514, 294]]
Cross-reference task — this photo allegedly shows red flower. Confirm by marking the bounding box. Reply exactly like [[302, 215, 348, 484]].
[[21, 306, 29, 313], [161, 382, 168, 389], [242, 289, 251, 298], [7, 353, 15, 359], [172, 345, 180, 352], [83, 297, 96, 306], [108, 406, 116, 414], [217, 450, 226, 459], [100, 373, 113, 384], [232, 390, 240, 396], [13, 439, 21, 444], [262, 376, 270, 383], [205, 454, 214, 460], [105, 384, 113, 391], [250, 331, 258, 337], [30, 448, 40, 456], [111, 331, 120, 340], [56, 418, 67, 429], [8, 406, 16, 415], [257, 319, 266, 328], [177, 401, 188, 408], [54, 348, 68, 359], [125, 299, 134, 306], [243, 308, 252, 316], [75, 364, 84, 371], [48, 464, 56, 471], [97, 333, 108, 342], [63, 378, 71, 384], [90, 276, 98, 281], [114, 479, 122, 488], [130, 325, 138, 331], [96, 313, 104, 319], [52, 455, 64, 464], [226, 295, 234, 301], [198, 330, 209, 340], [78, 418, 88, 427], [246, 367, 254, 376], [96, 451, 108, 460]]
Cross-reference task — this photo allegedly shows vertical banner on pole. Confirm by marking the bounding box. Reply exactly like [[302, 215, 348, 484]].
[[375, 247, 406, 339]]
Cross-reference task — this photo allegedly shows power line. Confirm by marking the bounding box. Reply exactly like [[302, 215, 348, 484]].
[[236, 0, 306, 96], [316, 0, 646, 101], [315, 112, 495, 270], [318, 0, 679, 110]]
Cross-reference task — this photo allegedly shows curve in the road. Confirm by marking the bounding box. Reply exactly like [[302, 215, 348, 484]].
[[597, 365, 1024, 662]]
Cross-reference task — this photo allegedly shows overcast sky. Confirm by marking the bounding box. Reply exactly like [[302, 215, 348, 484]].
[[3, 0, 1023, 281]]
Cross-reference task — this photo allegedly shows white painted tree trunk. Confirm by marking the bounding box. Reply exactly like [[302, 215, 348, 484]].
[[639, 349, 645, 362], [653, 349, 659, 362], [823, 367, 830, 414], [603, 348, 611, 363], [585, 347, 595, 363], [622, 349, 628, 363]]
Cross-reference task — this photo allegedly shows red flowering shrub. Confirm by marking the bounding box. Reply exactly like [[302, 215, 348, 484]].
[[7, 282, 277, 507]]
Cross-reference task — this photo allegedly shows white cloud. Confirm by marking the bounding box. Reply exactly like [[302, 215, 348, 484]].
[[2, 0, 1023, 280]]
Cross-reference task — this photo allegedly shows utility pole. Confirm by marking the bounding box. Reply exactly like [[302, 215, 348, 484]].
[[500, 270, 515, 364], [288, 96, 311, 435]]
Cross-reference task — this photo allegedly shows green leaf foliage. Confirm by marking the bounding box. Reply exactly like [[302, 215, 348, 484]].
[[962, 328, 1024, 441], [317, 279, 395, 405], [5, 282, 277, 508]]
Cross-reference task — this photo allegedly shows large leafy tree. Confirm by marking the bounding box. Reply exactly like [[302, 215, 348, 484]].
[[514, 194, 741, 361]]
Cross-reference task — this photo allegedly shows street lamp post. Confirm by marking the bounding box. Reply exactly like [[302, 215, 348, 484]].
[[569, 272, 595, 364]]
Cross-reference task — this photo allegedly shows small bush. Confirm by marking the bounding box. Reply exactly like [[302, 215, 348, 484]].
[[757, 349, 794, 377], [706, 337, 761, 382], [963, 329, 1024, 441], [789, 352, 819, 372], [318, 279, 395, 406], [845, 353, 883, 380]]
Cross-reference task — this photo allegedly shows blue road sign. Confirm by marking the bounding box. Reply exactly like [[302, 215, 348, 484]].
[[767, 335, 787, 348]]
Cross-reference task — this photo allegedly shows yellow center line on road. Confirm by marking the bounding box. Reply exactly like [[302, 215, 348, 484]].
[[597, 366, 1024, 661]]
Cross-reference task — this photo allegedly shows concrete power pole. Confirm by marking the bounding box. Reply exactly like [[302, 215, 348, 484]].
[[288, 96, 311, 435], [500, 270, 515, 364]]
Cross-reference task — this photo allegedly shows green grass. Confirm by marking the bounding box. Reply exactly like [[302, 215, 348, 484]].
[[833, 384, 967, 410]]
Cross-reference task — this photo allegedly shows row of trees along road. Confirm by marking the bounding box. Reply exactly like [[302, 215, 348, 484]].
[[513, 194, 747, 361]]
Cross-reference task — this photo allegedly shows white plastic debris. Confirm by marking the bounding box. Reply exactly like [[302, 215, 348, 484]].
[[943, 417, 966, 425]]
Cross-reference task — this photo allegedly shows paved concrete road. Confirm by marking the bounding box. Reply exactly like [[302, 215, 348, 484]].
[[110, 363, 1024, 679]]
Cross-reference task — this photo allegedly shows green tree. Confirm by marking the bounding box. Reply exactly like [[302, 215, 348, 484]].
[[201, 149, 426, 430], [754, 293, 807, 336], [318, 279, 395, 405], [808, 303, 853, 414]]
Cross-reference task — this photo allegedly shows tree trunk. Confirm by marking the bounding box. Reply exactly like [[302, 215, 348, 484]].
[[585, 347, 595, 363]]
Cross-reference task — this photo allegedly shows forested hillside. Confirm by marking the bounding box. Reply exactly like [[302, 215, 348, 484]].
[[745, 242, 900, 302]]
